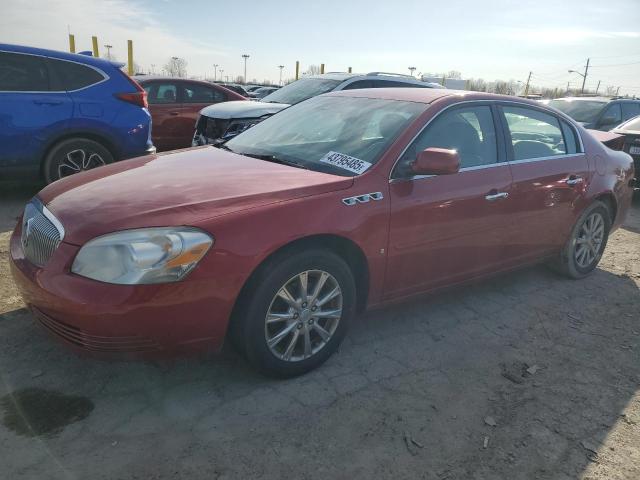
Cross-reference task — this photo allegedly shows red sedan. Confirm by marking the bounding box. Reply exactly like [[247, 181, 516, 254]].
[[10, 89, 635, 377], [135, 76, 245, 151]]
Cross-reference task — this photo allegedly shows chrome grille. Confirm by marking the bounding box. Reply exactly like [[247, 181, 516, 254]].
[[21, 200, 64, 267]]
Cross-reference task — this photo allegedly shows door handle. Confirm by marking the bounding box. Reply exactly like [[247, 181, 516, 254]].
[[485, 191, 509, 202], [169, 111, 180, 116], [565, 175, 584, 186]]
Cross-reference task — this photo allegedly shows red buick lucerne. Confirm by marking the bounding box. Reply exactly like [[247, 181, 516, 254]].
[[9, 88, 635, 377]]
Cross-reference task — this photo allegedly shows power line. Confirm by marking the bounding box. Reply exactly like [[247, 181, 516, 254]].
[[589, 61, 640, 68]]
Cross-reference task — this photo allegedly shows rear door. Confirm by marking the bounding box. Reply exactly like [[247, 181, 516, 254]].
[[143, 80, 182, 151], [498, 103, 589, 261], [0, 51, 72, 176], [385, 103, 516, 299], [178, 82, 227, 148]]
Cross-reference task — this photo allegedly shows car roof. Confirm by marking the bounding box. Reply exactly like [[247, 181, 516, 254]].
[[305, 72, 438, 87], [0, 43, 122, 70], [551, 96, 633, 103], [326, 88, 483, 104]]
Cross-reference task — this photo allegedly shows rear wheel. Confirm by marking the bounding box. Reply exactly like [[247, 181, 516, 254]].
[[235, 250, 356, 377], [44, 138, 113, 184], [552, 201, 611, 279]]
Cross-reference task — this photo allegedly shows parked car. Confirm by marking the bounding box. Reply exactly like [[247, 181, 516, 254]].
[[244, 85, 264, 93], [249, 86, 279, 99], [218, 83, 250, 97], [549, 96, 640, 131], [10, 89, 634, 377], [134, 76, 245, 151], [611, 115, 640, 187], [193, 72, 443, 146], [0, 43, 154, 183]]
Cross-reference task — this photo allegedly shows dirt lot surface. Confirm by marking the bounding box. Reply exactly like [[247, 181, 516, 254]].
[[1, 183, 639, 479]]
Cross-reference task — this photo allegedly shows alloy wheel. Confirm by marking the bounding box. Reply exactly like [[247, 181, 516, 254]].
[[574, 212, 605, 269], [58, 149, 106, 178], [264, 270, 343, 362]]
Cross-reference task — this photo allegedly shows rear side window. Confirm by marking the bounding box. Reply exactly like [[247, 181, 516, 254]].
[[0, 52, 49, 91], [621, 102, 640, 121], [48, 58, 104, 91], [503, 106, 567, 160], [560, 121, 579, 154], [144, 82, 178, 104], [182, 83, 225, 103], [600, 103, 622, 127]]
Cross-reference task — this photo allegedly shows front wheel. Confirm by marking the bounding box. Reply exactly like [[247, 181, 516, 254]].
[[44, 138, 114, 184], [236, 250, 356, 377], [552, 201, 611, 279]]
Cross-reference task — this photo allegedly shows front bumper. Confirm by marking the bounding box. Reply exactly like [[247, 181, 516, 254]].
[[9, 227, 231, 359]]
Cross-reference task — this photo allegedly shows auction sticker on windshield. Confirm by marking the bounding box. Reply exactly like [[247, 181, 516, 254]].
[[319, 151, 372, 175]]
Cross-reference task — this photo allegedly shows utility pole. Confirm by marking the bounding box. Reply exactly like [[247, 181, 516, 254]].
[[104, 44, 113, 60], [218, 69, 224, 82], [408, 66, 416, 77], [242, 54, 250, 84], [581, 58, 590, 93], [595, 80, 601, 94], [213, 64, 219, 81], [150, 64, 155, 74], [278, 65, 285, 86], [616, 86, 621, 96], [524, 71, 532, 96]]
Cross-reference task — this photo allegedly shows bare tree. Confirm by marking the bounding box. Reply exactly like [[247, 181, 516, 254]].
[[466, 78, 487, 92], [305, 65, 321, 76], [447, 70, 462, 80], [604, 85, 617, 96], [235, 75, 245, 84], [164, 57, 187, 77]]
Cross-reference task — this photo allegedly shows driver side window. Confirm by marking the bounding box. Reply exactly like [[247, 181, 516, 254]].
[[394, 105, 498, 178]]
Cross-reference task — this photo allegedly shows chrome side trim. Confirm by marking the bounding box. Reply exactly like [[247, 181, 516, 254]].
[[342, 192, 384, 206], [41, 204, 65, 241], [507, 153, 584, 166], [389, 98, 586, 182]]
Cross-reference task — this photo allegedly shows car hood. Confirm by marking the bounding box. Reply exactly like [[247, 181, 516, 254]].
[[199, 100, 289, 119], [39, 147, 353, 245]]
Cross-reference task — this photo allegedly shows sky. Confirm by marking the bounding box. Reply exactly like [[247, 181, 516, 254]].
[[3, 0, 640, 95]]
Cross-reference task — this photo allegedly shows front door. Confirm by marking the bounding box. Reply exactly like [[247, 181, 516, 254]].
[[177, 82, 227, 148], [144, 81, 183, 151], [385, 104, 516, 300]]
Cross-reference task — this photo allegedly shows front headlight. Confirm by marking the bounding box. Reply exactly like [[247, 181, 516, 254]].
[[71, 227, 213, 285]]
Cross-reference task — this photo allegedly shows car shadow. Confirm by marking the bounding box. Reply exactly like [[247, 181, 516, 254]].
[[0, 261, 638, 479]]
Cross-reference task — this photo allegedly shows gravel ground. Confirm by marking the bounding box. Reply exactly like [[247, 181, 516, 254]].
[[0, 182, 638, 479]]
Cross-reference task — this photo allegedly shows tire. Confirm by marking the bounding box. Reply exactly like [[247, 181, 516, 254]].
[[44, 138, 114, 184], [234, 249, 356, 378], [552, 201, 611, 279]]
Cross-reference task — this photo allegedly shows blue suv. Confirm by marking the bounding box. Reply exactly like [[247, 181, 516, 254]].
[[0, 44, 154, 183]]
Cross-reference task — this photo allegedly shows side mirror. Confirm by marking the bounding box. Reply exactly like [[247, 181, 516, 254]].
[[411, 148, 460, 175]]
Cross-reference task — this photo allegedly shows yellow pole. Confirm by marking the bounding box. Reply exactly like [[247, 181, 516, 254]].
[[92, 36, 99, 57], [295, 61, 299, 80], [348, 66, 352, 73], [320, 63, 325, 74], [127, 40, 134, 75], [68, 34, 76, 53]]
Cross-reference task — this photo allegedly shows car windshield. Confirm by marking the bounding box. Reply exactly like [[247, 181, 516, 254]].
[[548, 99, 606, 123], [226, 95, 425, 176], [260, 77, 342, 105], [619, 115, 640, 131]]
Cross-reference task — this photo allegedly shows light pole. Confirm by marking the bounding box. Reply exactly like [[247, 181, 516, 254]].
[[278, 65, 285, 86], [569, 58, 589, 94], [242, 54, 250, 84], [104, 44, 113, 60], [213, 64, 219, 82], [408, 66, 416, 77], [150, 64, 155, 74]]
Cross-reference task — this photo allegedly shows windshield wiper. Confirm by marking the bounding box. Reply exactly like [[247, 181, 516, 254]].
[[243, 153, 308, 170]]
